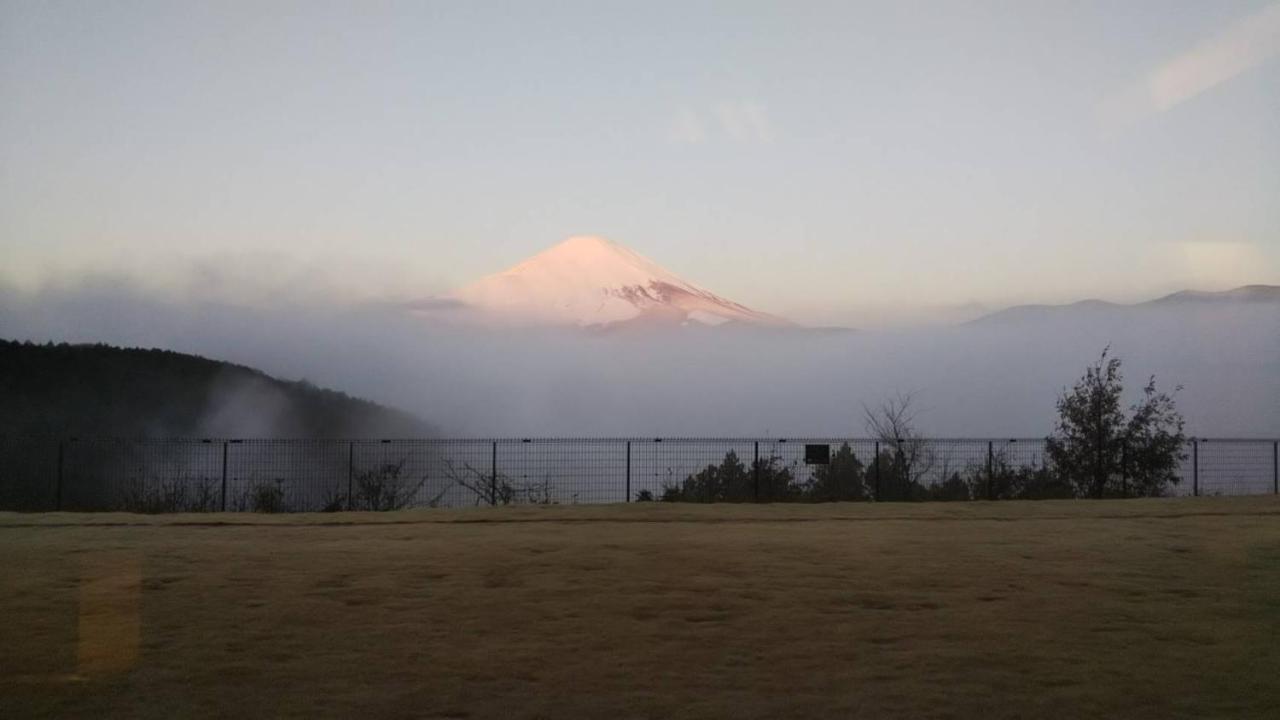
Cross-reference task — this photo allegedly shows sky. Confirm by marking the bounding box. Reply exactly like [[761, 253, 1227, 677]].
[[2, 1, 1278, 325]]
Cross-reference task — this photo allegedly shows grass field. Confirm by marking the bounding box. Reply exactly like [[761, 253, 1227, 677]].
[[2, 498, 1279, 719]]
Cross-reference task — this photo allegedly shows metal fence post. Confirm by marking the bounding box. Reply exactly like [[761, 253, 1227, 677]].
[[829, 444, 837, 502], [55, 440, 64, 511], [490, 441, 497, 506], [896, 438, 904, 501], [1120, 439, 1128, 498], [873, 441, 880, 501], [1192, 439, 1199, 497], [1273, 440, 1278, 495], [705, 441, 717, 503], [220, 441, 229, 512], [625, 441, 631, 502], [347, 441, 354, 510], [753, 441, 760, 502], [986, 441, 994, 501]]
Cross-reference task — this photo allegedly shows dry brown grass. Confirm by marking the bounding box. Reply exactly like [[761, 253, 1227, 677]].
[[2, 497, 1279, 719]]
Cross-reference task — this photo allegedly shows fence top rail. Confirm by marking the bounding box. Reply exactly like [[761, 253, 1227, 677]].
[[2, 435, 1277, 444]]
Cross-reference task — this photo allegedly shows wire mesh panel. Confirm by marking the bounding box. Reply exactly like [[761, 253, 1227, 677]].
[[751, 439, 877, 501], [631, 439, 759, 502], [354, 439, 490, 509], [818, 439, 880, 501], [905, 439, 977, 500], [429, 439, 496, 507], [0, 436, 60, 511], [1166, 439, 1198, 497], [60, 439, 224, 512], [495, 439, 628, 505], [226, 439, 353, 512], [986, 439, 1064, 500], [1193, 440, 1278, 497]]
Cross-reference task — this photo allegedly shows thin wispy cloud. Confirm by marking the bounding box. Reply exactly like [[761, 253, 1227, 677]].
[[714, 101, 773, 143], [667, 101, 773, 144], [667, 107, 707, 144], [1100, 2, 1280, 129]]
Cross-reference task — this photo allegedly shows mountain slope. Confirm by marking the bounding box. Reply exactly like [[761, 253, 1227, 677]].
[[1147, 285, 1280, 305], [0, 340, 433, 438], [434, 236, 793, 329]]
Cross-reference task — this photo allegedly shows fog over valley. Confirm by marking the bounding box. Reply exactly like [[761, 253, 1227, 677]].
[[2, 262, 1275, 438]]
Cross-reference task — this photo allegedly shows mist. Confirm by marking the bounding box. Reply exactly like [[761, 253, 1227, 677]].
[[1, 276, 1276, 439]]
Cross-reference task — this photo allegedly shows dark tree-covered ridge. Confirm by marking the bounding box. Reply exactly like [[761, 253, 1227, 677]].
[[0, 339, 433, 438]]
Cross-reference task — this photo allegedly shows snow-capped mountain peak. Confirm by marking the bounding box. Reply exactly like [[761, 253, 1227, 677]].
[[434, 235, 793, 329]]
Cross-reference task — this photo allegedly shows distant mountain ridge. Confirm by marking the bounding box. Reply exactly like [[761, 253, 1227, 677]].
[[422, 235, 794, 330], [1147, 285, 1280, 304], [970, 285, 1280, 325], [0, 340, 432, 438]]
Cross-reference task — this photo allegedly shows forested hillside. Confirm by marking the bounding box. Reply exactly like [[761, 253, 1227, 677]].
[[0, 340, 432, 438]]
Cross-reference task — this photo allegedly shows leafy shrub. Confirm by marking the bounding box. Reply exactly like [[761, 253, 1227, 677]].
[[240, 481, 287, 513], [928, 473, 971, 501], [661, 451, 799, 502], [354, 461, 420, 511]]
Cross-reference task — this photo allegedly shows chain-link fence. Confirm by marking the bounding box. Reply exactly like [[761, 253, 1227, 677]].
[[1, 437, 1276, 512]]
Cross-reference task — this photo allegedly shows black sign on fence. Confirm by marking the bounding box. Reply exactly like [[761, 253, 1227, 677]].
[[804, 444, 830, 465]]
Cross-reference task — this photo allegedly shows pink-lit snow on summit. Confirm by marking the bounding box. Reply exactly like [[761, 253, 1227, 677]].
[[440, 236, 793, 329]]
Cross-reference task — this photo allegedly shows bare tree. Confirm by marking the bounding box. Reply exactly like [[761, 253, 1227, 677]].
[[441, 459, 562, 506], [442, 459, 512, 506], [355, 460, 446, 511], [863, 391, 936, 498], [863, 391, 919, 442]]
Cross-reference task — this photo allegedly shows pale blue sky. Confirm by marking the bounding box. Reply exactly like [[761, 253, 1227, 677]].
[[2, 1, 1277, 323]]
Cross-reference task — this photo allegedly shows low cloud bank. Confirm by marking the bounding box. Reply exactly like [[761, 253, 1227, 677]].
[[1, 280, 1276, 438]]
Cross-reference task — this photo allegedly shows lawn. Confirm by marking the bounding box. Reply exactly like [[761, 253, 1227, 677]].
[[2, 498, 1278, 719]]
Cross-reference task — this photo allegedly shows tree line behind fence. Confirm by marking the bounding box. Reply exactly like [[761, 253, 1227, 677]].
[[0, 436, 1276, 513]]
